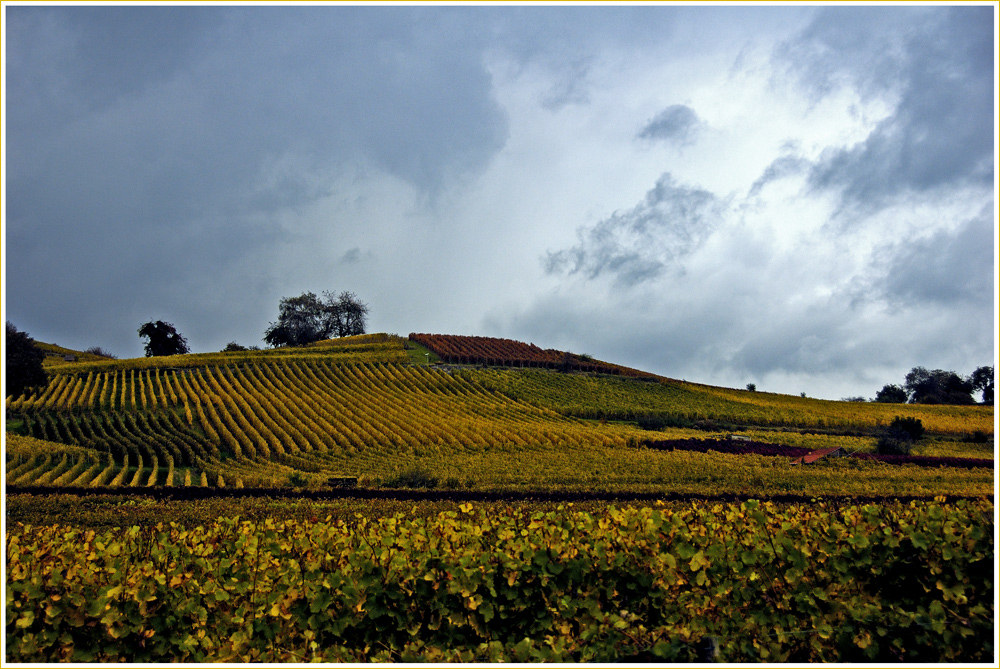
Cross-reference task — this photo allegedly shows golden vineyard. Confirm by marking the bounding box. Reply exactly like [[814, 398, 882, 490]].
[[4, 333, 994, 495]]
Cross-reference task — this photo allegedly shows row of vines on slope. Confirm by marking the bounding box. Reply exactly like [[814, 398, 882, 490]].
[[7, 360, 993, 493], [464, 368, 995, 436], [6, 362, 652, 488], [8, 431, 994, 497], [409, 333, 651, 377], [5, 436, 239, 489]]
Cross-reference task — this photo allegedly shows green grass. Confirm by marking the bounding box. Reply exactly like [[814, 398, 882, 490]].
[[6, 418, 26, 435], [403, 338, 441, 366]]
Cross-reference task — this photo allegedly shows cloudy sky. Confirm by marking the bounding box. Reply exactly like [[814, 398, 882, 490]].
[[3, 3, 996, 400]]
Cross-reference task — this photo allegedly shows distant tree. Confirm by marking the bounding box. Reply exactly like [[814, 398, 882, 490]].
[[138, 320, 190, 357], [84, 346, 117, 359], [223, 342, 248, 352], [5, 321, 48, 398], [745, 383, 756, 392], [263, 291, 368, 347], [874, 384, 907, 404], [841, 396, 867, 403], [903, 367, 974, 405], [969, 365, 994, 405]]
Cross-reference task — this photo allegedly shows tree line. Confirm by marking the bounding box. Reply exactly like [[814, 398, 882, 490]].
[[137, 291, 369, 356], [869, 366, 994, 406], [5, 291, 368, 397]]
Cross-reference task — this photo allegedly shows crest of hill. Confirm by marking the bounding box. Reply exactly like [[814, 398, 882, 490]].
[[408, 333, 660, 380], [34, 342, 115, 368], [23, 332, 993, 438], [35, 333, 412, 374]]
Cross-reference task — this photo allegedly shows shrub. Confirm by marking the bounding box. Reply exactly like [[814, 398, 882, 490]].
[[635, 415, 669, 431], [888, 416, 925, 441], [875, 433, 912, 456], [386, 467, 438, 489], [876, 417, 924, 456]]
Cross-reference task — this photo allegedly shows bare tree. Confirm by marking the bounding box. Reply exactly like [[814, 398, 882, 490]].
[[264, 291, 368, 347]]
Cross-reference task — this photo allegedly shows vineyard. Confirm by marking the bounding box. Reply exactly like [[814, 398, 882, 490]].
[[409, 333, 652, 377], [4, 331, 995, 661], [6, 500, 993, 662], [464, 367, 995, 436], [3, 333, 994, 493]]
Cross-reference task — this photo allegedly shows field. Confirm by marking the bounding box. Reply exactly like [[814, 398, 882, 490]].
[[4, 333, 995, 661]]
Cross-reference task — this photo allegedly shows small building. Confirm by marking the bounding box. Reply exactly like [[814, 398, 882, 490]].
[[728, 434, 751, 442], [790, 446, 844, 465], [63, 354, 76, 362]]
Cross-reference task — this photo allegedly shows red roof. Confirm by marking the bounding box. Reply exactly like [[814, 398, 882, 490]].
[[790, 446, 843, 465]]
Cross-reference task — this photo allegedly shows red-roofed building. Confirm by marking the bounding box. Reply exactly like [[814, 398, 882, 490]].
[[789, 446, 844, 465]]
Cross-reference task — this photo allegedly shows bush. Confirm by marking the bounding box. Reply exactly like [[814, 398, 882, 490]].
[[876, 434, 912, 456], [386, 467, 438, 489], [635, 415, 669, 431], [888, 416, 925, 441], [876, 416, 924, 456]]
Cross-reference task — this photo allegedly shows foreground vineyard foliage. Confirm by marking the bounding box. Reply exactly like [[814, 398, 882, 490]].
[[6, 500, 992, 662]]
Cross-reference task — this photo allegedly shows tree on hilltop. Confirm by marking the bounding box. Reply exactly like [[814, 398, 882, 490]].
[[263, 291, 368, 347], [5, 321, 48, 398], [969, 365, 994, 404], [904, 367, 975, 405], [874, 384, 907, 403], [138, 320, 190, 357]]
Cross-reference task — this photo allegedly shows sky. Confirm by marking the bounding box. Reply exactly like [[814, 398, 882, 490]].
[[3, 3, 997, 401]]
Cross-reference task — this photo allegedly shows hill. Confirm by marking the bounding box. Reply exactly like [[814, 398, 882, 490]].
[[5, 332, 994, 663], [4, 332, 993, 496], [33, 341, 115, 368]]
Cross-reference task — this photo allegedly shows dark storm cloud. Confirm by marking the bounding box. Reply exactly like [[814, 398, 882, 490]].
[[780, 6, 995, 210], [544, 174, 726, 287], [877, 206, 995, 307], [4, 6, 509, 354], [6, 6, 509, 206], [637, 105, 700, 145]]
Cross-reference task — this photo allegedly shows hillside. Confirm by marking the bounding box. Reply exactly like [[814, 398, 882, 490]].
[[5, 332, 995, 663], [4, 332, 993, 496]]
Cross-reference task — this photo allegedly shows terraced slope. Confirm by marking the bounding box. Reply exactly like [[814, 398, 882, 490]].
[[4, 333, 993, 495], [465, 368, 994, 436]]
